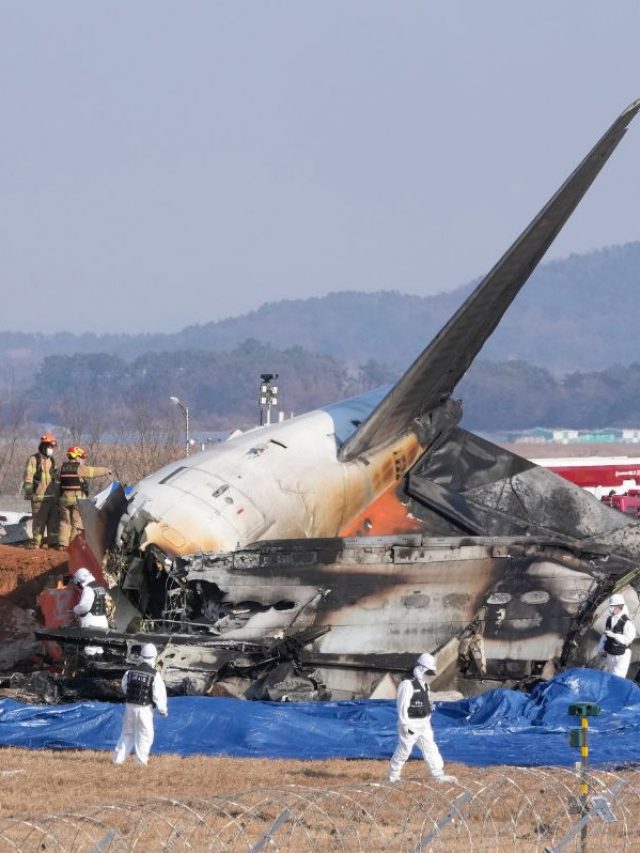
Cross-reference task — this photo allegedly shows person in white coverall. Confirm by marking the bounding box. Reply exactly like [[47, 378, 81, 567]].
[[598, 593, 636, 678], [388, 653, 457, 784], [71, 567, 109, 656], [113, 643, 168, 766]]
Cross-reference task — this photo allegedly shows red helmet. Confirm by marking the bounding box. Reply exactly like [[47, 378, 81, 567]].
[[40, 433, 57, 447], [66, 446, 86, 460]]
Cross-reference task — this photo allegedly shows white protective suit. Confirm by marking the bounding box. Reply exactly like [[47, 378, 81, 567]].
[[598, 603, 636, 678], [72, 573, 109, 655], [112, 659, 168, 766], [388, 666, 448, 782]]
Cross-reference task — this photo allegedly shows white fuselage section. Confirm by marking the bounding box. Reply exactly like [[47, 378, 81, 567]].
[[121, 402, 422, 556]]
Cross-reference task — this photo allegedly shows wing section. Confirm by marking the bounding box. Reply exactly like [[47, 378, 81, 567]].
[[339, 99, 640, 462]]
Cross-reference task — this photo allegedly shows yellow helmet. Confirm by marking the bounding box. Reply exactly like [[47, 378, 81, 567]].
[[66, 446, 86, 460]]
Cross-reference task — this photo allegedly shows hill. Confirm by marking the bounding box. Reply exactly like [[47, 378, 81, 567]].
[[2, 241, 639, 385]]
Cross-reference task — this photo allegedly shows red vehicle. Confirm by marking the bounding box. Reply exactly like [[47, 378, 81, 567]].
[[600, 489, 640, 518], [532, 456, 640, 499]]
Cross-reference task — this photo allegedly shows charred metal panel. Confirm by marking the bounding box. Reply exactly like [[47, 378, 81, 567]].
[[582, 522, 640, 563], [126, 535, 608, 697], [79, 484, 129, 562], [41, 530, 635, 700], [408, 428, 634, 545]]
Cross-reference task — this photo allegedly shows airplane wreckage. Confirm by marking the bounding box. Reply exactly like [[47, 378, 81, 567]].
[[35, 99, 640, 704]]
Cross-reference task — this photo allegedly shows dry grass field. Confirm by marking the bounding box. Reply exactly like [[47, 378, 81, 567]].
[[1, 748, 640, 851], [0, 749, 439, 815]]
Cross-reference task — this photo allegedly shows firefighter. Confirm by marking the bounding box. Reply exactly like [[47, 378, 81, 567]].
[[22, 434, 60, 549], [113, 643, 168, 766], [71, 567, 110, 655], [598, 593, 636, 678], [58, 446, 112, 548], [388, 653, 457, 784]]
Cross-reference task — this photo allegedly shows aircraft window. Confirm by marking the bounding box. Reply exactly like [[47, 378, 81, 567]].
[[212, 485, 229, 498], [158, 467, 188, 485], [559, 590, 588, 603], [402, 593, 431, 608], [520, 591, 550, 605], [486, 592, 512, 604], [234, 600, 296, 612], [442, 592, 470, 608]]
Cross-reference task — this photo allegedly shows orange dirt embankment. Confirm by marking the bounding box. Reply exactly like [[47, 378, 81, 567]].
[[0, 543, 68, 609]]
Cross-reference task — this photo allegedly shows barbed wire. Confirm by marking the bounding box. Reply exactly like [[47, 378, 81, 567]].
[[1, 767, 640, 851]]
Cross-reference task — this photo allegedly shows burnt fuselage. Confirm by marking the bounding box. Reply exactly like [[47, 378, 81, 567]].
[[73, 100, 640, 702], [114, 533, 623, 699]]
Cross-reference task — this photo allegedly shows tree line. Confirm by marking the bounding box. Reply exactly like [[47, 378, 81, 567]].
[[2, 340, 640, 437], [15, 340, 396, 433]]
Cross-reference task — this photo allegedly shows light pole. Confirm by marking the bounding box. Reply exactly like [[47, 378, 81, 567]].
[[169, 396, 190, 456], [259, 374, 279, 426]]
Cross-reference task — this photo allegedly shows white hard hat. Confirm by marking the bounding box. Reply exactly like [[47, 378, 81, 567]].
[[609, 593, 626, 607], [416, 652, 437, 674], [140, 643, 158, 659], [72, 568, 93, 586]]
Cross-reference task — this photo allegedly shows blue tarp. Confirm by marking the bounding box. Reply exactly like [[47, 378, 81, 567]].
[[1, 669, 639, 766]]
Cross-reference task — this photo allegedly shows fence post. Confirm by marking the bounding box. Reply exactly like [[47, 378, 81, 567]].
[[250, 808, 290, 853], [412, 790, 473, 852]]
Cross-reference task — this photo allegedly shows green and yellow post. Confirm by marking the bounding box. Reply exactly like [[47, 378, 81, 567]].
[[568, 702, 601, 853]]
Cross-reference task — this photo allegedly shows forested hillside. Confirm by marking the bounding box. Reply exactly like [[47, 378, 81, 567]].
[[2, 242, 639, 384], [7, 345, 640, 435], [2, 242, 640, 435]]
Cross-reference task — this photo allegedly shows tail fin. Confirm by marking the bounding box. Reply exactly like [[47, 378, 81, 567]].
[[339, 100, 640, 462]]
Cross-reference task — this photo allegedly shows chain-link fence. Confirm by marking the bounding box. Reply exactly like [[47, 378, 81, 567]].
[[2, 767, 640, 851]]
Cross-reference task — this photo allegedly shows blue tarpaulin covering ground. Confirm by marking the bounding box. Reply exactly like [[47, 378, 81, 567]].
[[1, 669, 639, 766]]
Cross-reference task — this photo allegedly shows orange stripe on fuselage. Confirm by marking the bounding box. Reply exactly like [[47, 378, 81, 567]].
[[339, 481, 426, 538]]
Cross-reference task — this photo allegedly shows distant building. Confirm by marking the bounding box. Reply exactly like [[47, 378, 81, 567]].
[[480, 427, 640, 446], [552, 429, 580, 444], [579, 430, 620, 443]]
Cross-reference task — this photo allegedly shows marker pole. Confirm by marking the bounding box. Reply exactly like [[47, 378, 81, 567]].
[[580, 713, 589, 853]]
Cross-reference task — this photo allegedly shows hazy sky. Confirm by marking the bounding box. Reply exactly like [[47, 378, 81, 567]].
[[2, 2, 639, 334]]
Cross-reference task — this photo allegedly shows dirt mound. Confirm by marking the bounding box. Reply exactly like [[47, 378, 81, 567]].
[[0, 543, 67, 609]]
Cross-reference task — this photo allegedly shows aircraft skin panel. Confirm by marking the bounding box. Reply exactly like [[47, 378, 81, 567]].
[[123, 410, 424, 555], [127, 411, 344, 553], [322, 385, 391, 445], [339, 100, 640, 462], [339, 482, 426, 538]]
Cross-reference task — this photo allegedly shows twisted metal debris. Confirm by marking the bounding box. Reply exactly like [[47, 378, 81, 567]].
[[2, 767, 640, 851]]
